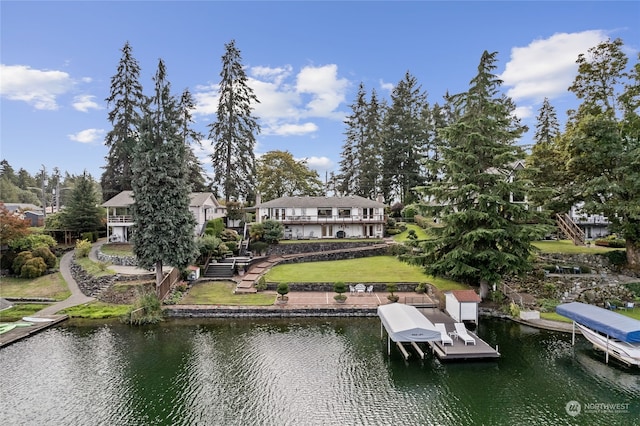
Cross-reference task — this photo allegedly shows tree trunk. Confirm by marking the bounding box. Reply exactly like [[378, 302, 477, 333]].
[[155, 260, 163, 287], [479, 281, 490, 300], [626, 239, 640, 268]]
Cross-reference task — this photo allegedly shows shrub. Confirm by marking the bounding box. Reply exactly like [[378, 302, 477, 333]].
[[32, 246, 56, 269], [124, 290, 163, 325], [509, 302, 521, 317], [334, 281, 347, 295], [205, 218, 226, 237], [81, 232, 98, 243], [9, 234, 57, 252], [256, 276, 267, 291], [415, 282, 427, 294], [407, 229, 417, 240], [489, 290, 505, 303], [75, 239, 92, 258], [249, 241, 269, 256], [12, 251, 33, 274], [21, 257, 47, 278], [276, 282, 290, 300], [220, 228, 239, 242], [401, 204, 418, 220], [604, 250, 627, 268]]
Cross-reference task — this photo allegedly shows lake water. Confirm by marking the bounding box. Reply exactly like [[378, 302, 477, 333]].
[[1, 317, 638, 425]]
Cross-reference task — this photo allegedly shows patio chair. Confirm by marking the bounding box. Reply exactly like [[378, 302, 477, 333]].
[[605, 301, 617, 310], [355, 284, 366, 294], [366, 285, 374, 294], [349, 285, 356, 295], [435, 323, 453, 346], [454, 323, 476, 345], [625, 302, 635, 311]]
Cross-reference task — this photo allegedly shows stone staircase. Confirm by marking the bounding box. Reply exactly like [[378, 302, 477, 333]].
[[203, 259, 236, 278]]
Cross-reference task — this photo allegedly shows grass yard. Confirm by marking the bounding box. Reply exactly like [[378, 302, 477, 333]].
[[100, 243, 134, 256], [540, 312, 573, 323], [532, 240, 621, 254], [180, 281, 277, 306], [61, 302, 132, 319], [265, 255, 469, 291], [75, 257, 117, 276], [0, 273, 71, 300], [393, 223, 430, 242], [0, 304, 49, 322]]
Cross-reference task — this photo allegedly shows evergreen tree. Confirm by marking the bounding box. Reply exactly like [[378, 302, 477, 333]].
[[414, 51, 550, 297], [380, 71, 428, 204], [208, 40, 260, 202], [525, 98, 567, 212], [359, 89, 385, 199], [337, 83, 367, 196], [131, 60, 197, 285], [101, 41, 144, 201], [60, 172, 103, 233], [564, 39, 640, 266], [178, 88, 209, 192]]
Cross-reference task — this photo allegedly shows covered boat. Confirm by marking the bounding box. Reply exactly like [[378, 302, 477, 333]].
[[556, 302, 640, 366]]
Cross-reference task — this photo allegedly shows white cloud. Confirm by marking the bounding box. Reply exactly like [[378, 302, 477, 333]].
[[68, 128, 104, 144], [303, 155, 333, 173], [72, 94, 101, 112], [0, 64, 74, 110], [500, 30, 608, 102], [379, 79, 394, 92], [263, 121, 318, 136], [513, 105, 534, 120], [296, 64, 349, 119], [195, 63, 350, 138]]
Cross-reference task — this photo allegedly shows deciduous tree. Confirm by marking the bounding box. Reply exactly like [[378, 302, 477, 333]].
[[256, 150, 324, 201]]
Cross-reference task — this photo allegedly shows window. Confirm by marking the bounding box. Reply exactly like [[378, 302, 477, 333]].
[[338, 208, 351, 218], [318, 208, 332, 217]]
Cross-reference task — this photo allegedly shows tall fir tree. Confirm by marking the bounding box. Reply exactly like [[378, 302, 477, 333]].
[[208, 40, 260, 202], [337, 83, 368, 196], [525, 98, 567, 213], [131, 59, 197, 285], [564, 39, 640, 266], [380, 71, 428, 204], [101, 41, 144, 201], [178, 88, 210, 193], [60, 172, 103, 233], [414, 51, 550, 297]]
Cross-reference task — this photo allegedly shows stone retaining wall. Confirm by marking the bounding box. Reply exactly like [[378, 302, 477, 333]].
[[70, 255, 154, 297], [536, 253, 613, 273], [164, 305, 379, 318], [267, 241, 383, 256], [277, 246, 389, 264], [96, 252, 139, 266]]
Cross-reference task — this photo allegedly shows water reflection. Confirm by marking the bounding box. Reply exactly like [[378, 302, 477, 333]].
[[0, 318, 638, 425]]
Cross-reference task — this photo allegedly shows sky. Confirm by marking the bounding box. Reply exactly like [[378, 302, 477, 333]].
[[1, 1, 639, 185]]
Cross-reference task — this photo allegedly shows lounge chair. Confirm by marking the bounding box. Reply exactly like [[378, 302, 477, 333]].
[[435, 323, 453, 346], [366, 285, 374, 294], [454, 323, 476, 345]]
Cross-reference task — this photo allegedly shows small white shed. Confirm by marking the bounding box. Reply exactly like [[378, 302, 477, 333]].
[[445, 290, 481, 324]]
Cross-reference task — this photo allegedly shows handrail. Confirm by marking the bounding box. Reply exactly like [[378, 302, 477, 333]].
[[556, 213, 585, 246]]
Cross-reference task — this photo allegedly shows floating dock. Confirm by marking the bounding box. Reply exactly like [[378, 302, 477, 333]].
[[0, 315, 68, 348]]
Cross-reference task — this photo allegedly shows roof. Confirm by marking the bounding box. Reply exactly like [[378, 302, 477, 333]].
[[556, 302, 640, 343], [257, 195, 386, 209], [102, 190, 223, 209], [448, 290, 482, 303], [1, 203, 41, 212], [377, 303, 441, 342]]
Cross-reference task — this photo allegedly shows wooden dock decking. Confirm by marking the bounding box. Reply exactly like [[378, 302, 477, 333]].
[[0, 315, 68, 348], [408, 308, 500, 361]]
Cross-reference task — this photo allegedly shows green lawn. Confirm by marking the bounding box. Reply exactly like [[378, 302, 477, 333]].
[[180, 281, 276, 306], [265, 255, 469, 290], [0, 273, 71, 300], [100, 243, 134, 256], [61, 302, 132, 319], [0, 304, 49, 322], [393, 223, 430, 242], [532, 240, 621, 254]]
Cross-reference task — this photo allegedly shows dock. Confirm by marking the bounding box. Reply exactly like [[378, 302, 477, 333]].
[[420, 307, 500, 360], [0, 315, 68, 348]]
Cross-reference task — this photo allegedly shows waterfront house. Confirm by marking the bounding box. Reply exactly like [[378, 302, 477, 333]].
[[255, 195, 387, 239], [102, 190, 226, 242]]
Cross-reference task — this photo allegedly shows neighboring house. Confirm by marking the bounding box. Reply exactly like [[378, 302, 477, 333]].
[[24, 211, 44, 227], [569, 203, 610, 239], [102, 191, 226, 242], [2, 203, 42, 214], [255, 195, 387, 239]]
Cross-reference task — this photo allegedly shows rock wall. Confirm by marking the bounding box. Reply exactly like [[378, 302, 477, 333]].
[[96, 252, 139, 266], [164, 305, 379, 318], [267, 241, 383, 256], [277, 246, 389, 264]]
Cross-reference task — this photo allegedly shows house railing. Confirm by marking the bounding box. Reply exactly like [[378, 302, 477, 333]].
[[107, 215, 134, 223], [277, 215, 385, 223], [157, 267, 180, 301], [556, 213, 585, 246]]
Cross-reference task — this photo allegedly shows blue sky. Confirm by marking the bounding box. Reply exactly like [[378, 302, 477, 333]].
[[1, 1, 638, 184]]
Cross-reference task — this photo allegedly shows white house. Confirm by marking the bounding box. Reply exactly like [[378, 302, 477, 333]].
[[255, 195, 387, 239], [445, 290, 482, 324], [569, 203, 610, 239], [102, 191, 226, 242]]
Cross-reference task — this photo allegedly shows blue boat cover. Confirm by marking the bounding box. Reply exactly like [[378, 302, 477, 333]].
[[556, 302, 640, 343]]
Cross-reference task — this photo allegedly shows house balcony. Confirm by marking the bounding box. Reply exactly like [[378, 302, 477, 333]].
[[106, 215, 134, 225], [277, 215, 386, 225]]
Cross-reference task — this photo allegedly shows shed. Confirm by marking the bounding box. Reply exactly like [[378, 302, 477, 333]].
[[445, 290, 481, 324]]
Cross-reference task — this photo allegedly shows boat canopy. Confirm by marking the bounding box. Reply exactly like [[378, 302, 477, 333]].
[[556, 302, 640, 343], [377, 303, 441, 342]]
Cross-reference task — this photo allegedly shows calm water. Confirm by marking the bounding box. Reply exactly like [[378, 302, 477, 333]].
[[1, 317, 638, 426]]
